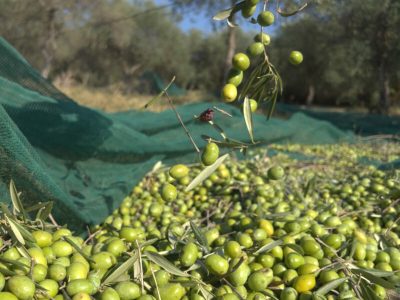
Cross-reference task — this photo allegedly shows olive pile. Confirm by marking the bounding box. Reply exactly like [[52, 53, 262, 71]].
[[0, 142, 399, 300]]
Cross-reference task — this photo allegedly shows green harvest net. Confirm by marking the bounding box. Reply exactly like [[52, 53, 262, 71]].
[[0, 37, 399, 232]]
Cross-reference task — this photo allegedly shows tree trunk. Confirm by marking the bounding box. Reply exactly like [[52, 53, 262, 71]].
[[376, 0, 391, 115], [222, 0, 237, 84], [378, 63, 390, 114], [306, 84, 315, 106], [41, 5, 57, 79]]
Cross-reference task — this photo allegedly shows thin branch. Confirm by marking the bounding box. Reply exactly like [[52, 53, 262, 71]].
[[164, 90, 200, 153], [213, 106, 233, 117], [136, 240, 145, 293], [48, 213, 59, 227], [150, 266, 161, 300]]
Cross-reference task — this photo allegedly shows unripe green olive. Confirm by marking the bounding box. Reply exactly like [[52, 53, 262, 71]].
[[201, 143, 220, 166]]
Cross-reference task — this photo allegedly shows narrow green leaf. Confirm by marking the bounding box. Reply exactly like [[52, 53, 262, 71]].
[[199, 284, 213, 300], [315, 278, 347, 295], [254, 240, 283, 255], [263, 290, 279, 300], [277, 0, 308, 17], [311, 293, 327, 300], [5, 215, 25, 245], [138, 238, 159, 248], [102, 252, 138, 285], [285, 244, 304, 255], [213, 1, 245, 21], [37, 202, 53, 221], [185, 154, 230, 192], [0, 256, 29, 268], [243, 97, 255, 143], [16, 246, 31, 259], [63, 236, 94, 263], [213, 7, 233, 20], [190, 221, 209, 253], [352, 267, 394, 277], [352, 268, 396, 289], [200, 135, 251, 149], [151, 161, 163, 173], [348, 240, 357, 259], [0, 267, 16, 276], [304, 176, 316, 198], [227, 16, 239, 27], [145, 251, 189, 277], [359, 283, 381, 300], [0, 203, 14, 218], [25, 201, 52, 213], [9, 180, 26, 219], [170, 280, 199, 288], [143, 76, 175, 109], [12, 222, 35, 244]]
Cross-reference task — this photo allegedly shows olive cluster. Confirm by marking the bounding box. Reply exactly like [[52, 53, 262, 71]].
[[221, 0, 303, 107]]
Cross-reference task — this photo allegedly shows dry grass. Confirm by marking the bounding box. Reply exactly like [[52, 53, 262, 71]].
[[56, 84, 400, 116], [55, 84, 211, 113]]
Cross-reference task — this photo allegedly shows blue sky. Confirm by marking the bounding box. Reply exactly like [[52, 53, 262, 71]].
[[154, 0, 268, 33]]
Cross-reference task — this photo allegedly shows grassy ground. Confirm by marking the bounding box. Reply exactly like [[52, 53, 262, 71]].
[[57, 84, 400, 116], [56, 84, 212, 112]]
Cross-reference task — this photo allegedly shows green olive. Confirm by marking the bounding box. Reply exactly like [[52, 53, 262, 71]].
[[201, 143, 220, 166]]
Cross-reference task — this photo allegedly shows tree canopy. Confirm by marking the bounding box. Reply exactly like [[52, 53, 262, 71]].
[[0, 0, 399, 112]]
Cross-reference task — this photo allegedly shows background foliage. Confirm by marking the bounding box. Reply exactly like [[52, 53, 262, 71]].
[[0, 0, 399, 113]]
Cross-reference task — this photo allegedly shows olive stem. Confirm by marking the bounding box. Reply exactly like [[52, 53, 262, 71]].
[[221, 278, 245, 300], [48, 213, 59, 227], [150, 266, 161, 300], [136, 240, 145, 293], [164, 90, 201, 153]]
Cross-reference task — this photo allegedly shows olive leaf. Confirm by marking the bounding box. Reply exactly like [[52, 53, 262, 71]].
[[9, 180, 27, 219], [0, 267, 16, 276], [213, 7, 233, 21], [263, 290, 279, 300], [315, 277, 347, 295], [102, 251, 139, 285], [243, 97, 255, 144], [201, 135, 251, 149], [285, 243, 304, 255], [143, 76, 175, 109], [12, 221, 35, 244], [144, 251, 189, 277], [0, 256, 29, 268], [25, 201, 51, 213], [276, 0, 308, 17], [151, 161, 163, 173], [198, 283, 214, 300], [254, 240, 283, 255], [311, 293, 327, 300], [352, 268, 396, 289], [63, 236, 94, 263], [304, 176, 316, 198], [5, 215, 25, 245], [185, 154, 230, 192], [227, 16, 239, 28], [213, 1, 245, 21], [359, 283, 381, 300], [190, 221, 209, 253], [0, 202, 14, 218], [351, 266, 394, 278], [36, 202, 53, 221], [16, 245, 32, 259]]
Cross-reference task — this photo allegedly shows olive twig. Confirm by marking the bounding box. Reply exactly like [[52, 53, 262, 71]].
[[164, 90, 200, 154], [150, 266, 161, 300]]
